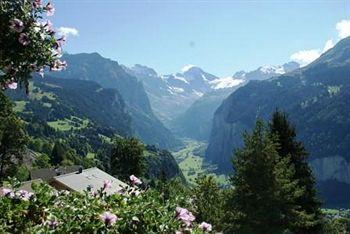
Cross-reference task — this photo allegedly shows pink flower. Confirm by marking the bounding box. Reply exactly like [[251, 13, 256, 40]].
[[129, 175, 142, 186], [116, 187, 126, 195], [56, 35, 66, 48], [9, 19, 24, 33], [19, 33, 30, 46], [44, 20, 54, 32], [17, 190, 33, 201], [100, 211, 118, 226], [45, 2, 55, 16], [1, 188, 12, 196], [7, 82, 17, 90], [199, 222, 212, 232], [45, 218, 59, 229], [175, 207, 195, 227], [103, 180, 112, 190], [50, 60, 67, 71], [92, 191, 98, 197], [2, 188, 15, 199], [32, 0, 42, 8]]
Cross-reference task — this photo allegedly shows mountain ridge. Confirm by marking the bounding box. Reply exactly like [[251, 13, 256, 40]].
[[50, 53, 181, 149], [205, 37, 350, 206]]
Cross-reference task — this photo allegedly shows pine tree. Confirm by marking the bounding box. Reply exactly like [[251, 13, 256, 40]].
[[269, 110, 323, 233], [226, 120, 305, 233], [110, 137, 145, 181], [50, 142, 66, 165], [0, 91, 28, 182], [192, 175, 225, 231]]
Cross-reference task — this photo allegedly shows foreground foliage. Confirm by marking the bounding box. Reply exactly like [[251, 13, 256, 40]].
[[0, 91, 28, 181], [0, 179, 212, 233]]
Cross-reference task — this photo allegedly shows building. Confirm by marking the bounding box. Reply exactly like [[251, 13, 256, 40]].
[[30, 165, 81, 183], [51, 167, 128, 195]]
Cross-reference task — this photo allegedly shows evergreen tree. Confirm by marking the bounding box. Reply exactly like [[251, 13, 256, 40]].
[[110, 137, 145, 181], [226, 120, 304, 233], [0, 91, 28, 181], [269, 110, 323, 232], [50, 142, 66, 165], [192, 175, 225, 231]]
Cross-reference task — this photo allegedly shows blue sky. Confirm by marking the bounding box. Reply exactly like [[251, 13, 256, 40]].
[[52, 0, 350, 77]]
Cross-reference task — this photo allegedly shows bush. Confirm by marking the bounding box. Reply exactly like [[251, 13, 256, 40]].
[[0, 177, 214, 233]]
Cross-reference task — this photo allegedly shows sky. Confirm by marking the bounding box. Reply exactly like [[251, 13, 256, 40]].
[[52, 0, 350, 77]]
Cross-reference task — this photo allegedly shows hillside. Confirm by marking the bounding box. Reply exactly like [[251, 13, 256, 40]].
[[6, 77, 184, 181], [205, 37, 350, 205], [51, 53, 181, 149], [170, 88, 241, 140]]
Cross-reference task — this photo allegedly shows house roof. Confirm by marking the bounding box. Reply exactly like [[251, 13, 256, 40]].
[[52, 167, 128, 195], [30, 165, 81, 182]]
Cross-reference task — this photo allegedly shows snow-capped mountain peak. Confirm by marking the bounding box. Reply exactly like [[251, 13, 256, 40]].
[[233, 62, 300, 81], [209, 77, 245, 90], [181, 64, 196, 72], [259, 65, 285, 74]]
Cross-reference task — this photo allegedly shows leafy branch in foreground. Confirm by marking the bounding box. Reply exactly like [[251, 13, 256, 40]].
[[0, 0, 66, 91]]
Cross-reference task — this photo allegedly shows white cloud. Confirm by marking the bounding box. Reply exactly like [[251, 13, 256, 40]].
[[57, 27, 79, 37], [289, 19, 350, 66], [336, 20, 350, 39], [290, 49, 320, 66], [323, 39, 334, 53]]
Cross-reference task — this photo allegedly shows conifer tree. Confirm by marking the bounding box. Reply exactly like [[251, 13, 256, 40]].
[[110, 137, 145, 181], [269, 110, 323, 232], [50, 142, 66, 165], [226, 120, 305, 233], [192, 175, 225, 231]]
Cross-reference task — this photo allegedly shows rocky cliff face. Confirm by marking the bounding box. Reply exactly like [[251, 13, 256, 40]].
[[310, 156, 350, 184]]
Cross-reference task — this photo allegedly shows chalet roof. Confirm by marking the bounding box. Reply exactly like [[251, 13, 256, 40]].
[[52, 167, 127, 195], [30, 165, 81, 182]]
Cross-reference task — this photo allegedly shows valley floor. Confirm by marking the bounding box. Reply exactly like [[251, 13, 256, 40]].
[[172, 139, 228, 186]]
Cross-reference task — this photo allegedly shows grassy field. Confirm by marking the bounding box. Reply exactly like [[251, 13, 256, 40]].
[[172, 139, 229, 186], [29, 82, 56, 101], [48, 116, 89, 131], [13, 101, 28, 112], [86, 152, 96, 159]]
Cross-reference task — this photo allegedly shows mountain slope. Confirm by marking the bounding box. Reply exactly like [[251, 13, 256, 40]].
[[205, 37, 350, 205], [8, 77, 132, 136], [51, 53, 181, 149], [170, 86, 245, 140], [6, 77, 184, 181]]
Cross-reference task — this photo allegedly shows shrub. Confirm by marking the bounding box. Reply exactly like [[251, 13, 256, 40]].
[[0, 177, 214, 233]]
